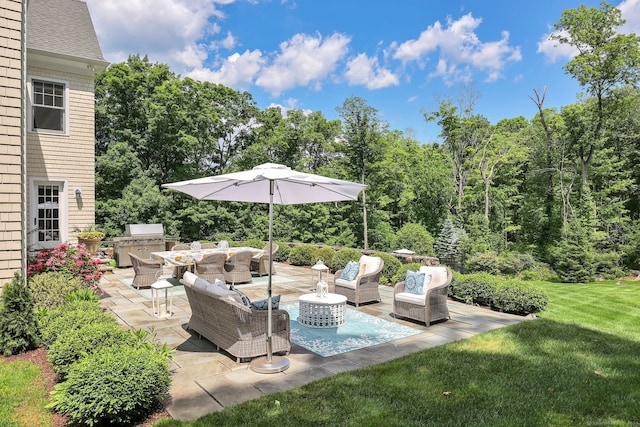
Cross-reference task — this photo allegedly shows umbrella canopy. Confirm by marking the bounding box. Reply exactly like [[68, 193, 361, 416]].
[[163, 163, 365, 204], [163, 163, 366, 373]]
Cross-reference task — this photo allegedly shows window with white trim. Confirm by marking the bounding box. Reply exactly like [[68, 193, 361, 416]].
[[29, 78, 68, 133]]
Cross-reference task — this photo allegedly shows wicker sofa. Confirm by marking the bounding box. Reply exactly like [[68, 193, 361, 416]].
[[180, 275, 291, 362], [393, 266, 451, 325]]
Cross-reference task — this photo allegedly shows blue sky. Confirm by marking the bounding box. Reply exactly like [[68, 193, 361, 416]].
[[85, 0, 640, 143]]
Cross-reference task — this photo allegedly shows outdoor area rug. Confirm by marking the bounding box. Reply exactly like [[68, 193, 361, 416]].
[[280, 302, 423, 357], [120, 277, 184, 299]]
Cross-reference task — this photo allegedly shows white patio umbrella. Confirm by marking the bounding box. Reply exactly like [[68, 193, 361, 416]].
[[163, 163, 366, 373]]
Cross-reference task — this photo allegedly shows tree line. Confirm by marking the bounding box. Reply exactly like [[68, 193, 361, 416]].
[[94, 3, 640, 282]]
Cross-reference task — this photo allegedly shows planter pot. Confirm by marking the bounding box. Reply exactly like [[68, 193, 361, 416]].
[[78, 238, 102, 254]]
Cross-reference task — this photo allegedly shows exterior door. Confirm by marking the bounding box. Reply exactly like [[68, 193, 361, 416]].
[[30, 180, 67, 250]]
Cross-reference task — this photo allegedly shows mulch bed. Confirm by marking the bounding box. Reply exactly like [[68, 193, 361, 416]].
[[3, 346, 171, 426]]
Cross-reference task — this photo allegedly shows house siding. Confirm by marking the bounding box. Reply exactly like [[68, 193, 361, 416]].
[[26, 66, 96, 248], [0, 0, 25, 285]]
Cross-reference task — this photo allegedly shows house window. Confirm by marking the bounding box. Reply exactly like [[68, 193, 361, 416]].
[[30, 78, 68, 133]]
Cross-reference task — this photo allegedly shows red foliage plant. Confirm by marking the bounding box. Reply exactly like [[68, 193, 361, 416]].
[[27, 243, 103, 289]]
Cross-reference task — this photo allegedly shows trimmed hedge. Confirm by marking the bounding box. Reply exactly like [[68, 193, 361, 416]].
[[38, 300, 113, 346], [28, 272, 85, 312], [288, 244, 317, 266], [48, 345, 171, 426], [450, 272, 547, 315], [371, 252, 402, 284], [330, 248, 363, 272], [273, 241, 291, 262], [313, 246, 336, 267]]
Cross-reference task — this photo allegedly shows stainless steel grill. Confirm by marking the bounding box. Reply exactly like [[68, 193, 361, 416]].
[[113, 224, 166, 267]]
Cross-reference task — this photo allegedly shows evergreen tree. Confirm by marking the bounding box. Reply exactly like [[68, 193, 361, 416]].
[[0, 273, 40, 355]]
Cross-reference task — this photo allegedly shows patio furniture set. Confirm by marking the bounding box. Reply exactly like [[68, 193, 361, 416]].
[[130, 248, 452, 363]]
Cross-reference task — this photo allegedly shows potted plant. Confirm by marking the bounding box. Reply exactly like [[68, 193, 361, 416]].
[[75, 225, 105, 255]]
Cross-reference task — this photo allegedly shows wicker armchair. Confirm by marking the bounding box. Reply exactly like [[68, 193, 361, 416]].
[[334, 255, 384, 307], [172, 243, 190, 250], [195, 252, 227, 283], [201, 242, 218, 249], [129, 252, 164, 289], [250, 244, 279, 276], [224, 249, 253, 285], [393, 266, 451, 325]]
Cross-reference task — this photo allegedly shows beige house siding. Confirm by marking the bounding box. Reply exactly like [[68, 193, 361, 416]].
[[0, 0, 25, 285], [26, 65, 96, 248]]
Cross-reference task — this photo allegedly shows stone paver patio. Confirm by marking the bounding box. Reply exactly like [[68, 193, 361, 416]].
[[98, 262, 526, 421]]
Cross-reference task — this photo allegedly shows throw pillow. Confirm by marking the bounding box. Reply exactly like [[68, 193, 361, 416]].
[[356, 263, 367, 279], [193, 277, 211, 291], [202, 278, 230, 298], [182, 271, 198, 286], [250, 294, 281, 310], [228, 285, 251, 307], [405, 270, 425, 295], [340, 261, 361, 281]]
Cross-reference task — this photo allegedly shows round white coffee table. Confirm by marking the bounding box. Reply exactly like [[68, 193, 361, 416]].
[[298, 293, 347, 328]]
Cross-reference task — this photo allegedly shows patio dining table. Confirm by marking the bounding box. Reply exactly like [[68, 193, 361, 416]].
[[151, 246, 263, 268]]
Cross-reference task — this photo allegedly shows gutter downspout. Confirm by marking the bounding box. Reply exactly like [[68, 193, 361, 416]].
[[21, 0, 29, 284]]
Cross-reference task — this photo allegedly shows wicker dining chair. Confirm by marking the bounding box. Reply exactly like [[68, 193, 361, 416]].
[[129, 252, 164, 289], [250, 243, 279, 276], [224, 249, 253, 285], [172, 243, 190, 250], [200, 242, 218, 249], [195, 251, 227, 283]]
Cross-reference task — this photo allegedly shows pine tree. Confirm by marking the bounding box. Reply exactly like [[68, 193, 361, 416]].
[[0, 272, 40, 355]]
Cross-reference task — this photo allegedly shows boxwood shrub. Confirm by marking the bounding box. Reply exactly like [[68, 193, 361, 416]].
[[48, 344, 171, 426], [371, 252, 402, 284], [450, 272, 501, 306], [391, 263, 424, 285], [313, 246, 336, 267], [330, 248, 362, 272], [48, 322, 136, 380], [493, 280, 548, 315], [39, 300, 113, 346], [273, 241, 290, 262], [28, 272, 85, 312], [288, 244, 317, 266]]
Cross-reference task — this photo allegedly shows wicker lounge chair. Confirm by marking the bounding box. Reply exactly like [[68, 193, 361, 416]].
[[224, 249, 253, 285], [250, 243, 279, 276], [181, 275, 291, 362], [195, 251, 227, 283], [393, 266, 451, 325], [129, 252, 164, 289], [334, 255, 384, 307]]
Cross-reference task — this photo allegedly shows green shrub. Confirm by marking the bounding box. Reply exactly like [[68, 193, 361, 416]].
[[65, 288, 100, 303], [273, 241, 291, 262], [394, 223, 435, 256], [48, 345, 171, 426], [371, 252, 402, 284], [450, 273, 500, 306], [466, 251, 500, 274], [48, 323, 136, 380], [330, 248, 363, 272], [28, 272, 85, 312], [0, 273, 40, 355], [288, 244, 317, 266], [493, 280, 548, 314], [243, 238, 264, 249], [39, 300, 112, 346], [390, 263, 424, 284], [313, 246, 336, 267]]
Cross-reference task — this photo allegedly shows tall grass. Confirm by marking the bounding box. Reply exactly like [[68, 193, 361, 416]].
[[156, 280, 640, 426]]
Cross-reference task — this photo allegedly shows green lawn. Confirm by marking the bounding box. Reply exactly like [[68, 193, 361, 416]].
[[155, 280, 640, 427], [0, 358, 53, 427]]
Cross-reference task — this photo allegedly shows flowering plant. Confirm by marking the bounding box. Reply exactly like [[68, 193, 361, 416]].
[[27, 243, 103, 289]]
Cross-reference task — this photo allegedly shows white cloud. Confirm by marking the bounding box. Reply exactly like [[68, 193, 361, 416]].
[[255, 33, 351, 96], [393, 13, 520, 84], [344, 53, 400, 89], [85, 0, 229, 71], [187, 50, 265, 89], [538, 0, 640, 62], [619, 0, 640, 34]]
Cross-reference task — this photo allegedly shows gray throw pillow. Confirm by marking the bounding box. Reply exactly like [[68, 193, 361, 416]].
[[203, 278, 230, 298], [228, 288, 251, 307], [193, 277, 211, 291], [250, 294, 280, 310]]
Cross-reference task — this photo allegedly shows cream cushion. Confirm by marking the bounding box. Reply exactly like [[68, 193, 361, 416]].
[[335, 278, 357, 289], [395, 292, 426, 306], [359, 255, 382, 275], [419, 266, 448, 290]]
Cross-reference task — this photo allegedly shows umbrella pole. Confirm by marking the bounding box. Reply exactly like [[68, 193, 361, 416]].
[[250, 180, 290, 374]]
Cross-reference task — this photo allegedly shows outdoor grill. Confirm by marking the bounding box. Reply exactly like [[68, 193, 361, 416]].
[[113, 224, 166, 267]]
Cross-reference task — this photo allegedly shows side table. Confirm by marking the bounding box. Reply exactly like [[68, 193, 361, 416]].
[[151, 279, 174, 317], [298, 293, 347, 328]]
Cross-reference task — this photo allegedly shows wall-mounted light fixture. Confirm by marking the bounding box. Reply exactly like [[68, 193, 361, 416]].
[[74, 187, 82, 198]]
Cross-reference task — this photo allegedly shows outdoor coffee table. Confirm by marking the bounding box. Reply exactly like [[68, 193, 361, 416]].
[[298, 293, 347, 328]]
